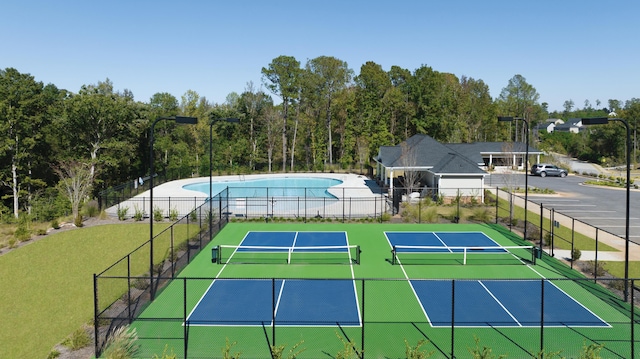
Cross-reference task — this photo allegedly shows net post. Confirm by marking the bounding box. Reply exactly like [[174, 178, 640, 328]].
[[391, 246, 397, 265], [356, 245, 361, 264], [463, 248, 467, 265]]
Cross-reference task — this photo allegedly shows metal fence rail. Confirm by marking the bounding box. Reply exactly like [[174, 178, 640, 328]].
[[94, 275, 639, 358], [93, 193, 230, 356]]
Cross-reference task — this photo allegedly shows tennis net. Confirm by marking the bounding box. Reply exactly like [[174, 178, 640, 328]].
[[215, 244, 361, 265], [391, 244, 536, 265]]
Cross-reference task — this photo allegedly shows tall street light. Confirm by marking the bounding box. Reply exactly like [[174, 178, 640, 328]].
[[498, 116, 530, 242], [581, 117, 631, 301], [149, 116, 198, 300], [210, 117, 240, 235]]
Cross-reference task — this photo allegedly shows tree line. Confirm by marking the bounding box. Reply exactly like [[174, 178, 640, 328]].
[[1, 56, 638, 221]]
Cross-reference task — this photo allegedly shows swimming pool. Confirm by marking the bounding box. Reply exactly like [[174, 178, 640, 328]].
[[182, 177, 343, 198]]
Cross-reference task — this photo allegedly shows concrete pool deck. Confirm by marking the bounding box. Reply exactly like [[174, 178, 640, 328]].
[[106, 173, 386, 219]]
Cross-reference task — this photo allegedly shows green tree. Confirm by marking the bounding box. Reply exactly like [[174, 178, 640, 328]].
[[304, 56, 353, 166], [262, 55, 302, 171], [355, 61, 393, 158], [60, 79, 141, 190], [497, 74, 540, 142], [0, 68, 54, 218]]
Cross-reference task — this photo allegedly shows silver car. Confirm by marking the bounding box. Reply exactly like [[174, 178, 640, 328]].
[[530, 163, 568, 177]]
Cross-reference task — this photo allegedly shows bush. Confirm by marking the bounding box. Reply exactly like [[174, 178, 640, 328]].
[[133, 205, 144, 221], [152, 345, 177, 359], [84, 200, 100, 218], [153, 207, 164, 222], [117, 206, 129, 221], [404, 339, 434, 358], [51, 219, 60, 229], [74, 214, 83, 228], [169, 207, 179, 221], [221, 338, 241, 359], [586, 260, 606, 277], [102, 325, 140, 359], [62, 327, 91, 350], [471, 208, 492, 223], [14, 213, 32, 242], [571, 248, 582, 261]]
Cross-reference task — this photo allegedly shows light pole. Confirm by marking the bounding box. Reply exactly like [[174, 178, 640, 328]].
[[581, 117, 631, 301], [209, 118, 239, 234], [149, 116, 197, 300], [498, 116, 530, 242]]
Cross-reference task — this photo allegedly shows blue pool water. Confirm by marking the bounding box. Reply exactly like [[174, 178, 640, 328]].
[[183, 177, 343, 198]]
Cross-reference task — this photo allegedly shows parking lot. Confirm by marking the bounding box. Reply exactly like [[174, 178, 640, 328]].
[[488, 172, 640, 242]]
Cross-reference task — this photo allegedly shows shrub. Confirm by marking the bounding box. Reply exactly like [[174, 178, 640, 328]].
[[117, 206, 129, 221], [51, 219, 60, 229], [405, 339, 434, 358], [14, 214, 32, 242], [471, 208, 492, 223], [131, 277, 149, 290], [190, 210, 197, 222], [62, 327, 91, 350], [586, 260, 606, 277], [153, 344, 178, 359], [221, 338, 241, 359], [102, 325, 140, 359], [169, 207, 179, 221], [468, 336, 506, 359], [153, 206, 164, 222], [74, 214, 83, 228], [334, 332, 362, 359], [133, 205, 144, 221], [579, 341, 603, 359], [571, 248, 582, 261], [152, 345, 177, 359], [84, 200, 100, 217], [270, 341, 305, 359]]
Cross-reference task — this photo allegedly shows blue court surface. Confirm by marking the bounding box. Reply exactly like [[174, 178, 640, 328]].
[[186, 279, 361, 326], [386, 231, 502, 250], [190, 231, 360, 327], [240, 230, 349, 248], [412, 279, 609, 328]]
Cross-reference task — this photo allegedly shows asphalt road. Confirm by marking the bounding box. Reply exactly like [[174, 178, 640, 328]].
[[487, 172, 640, 242]]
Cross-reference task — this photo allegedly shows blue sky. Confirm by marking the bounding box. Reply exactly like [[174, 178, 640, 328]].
[[3, 0, 639, 113]]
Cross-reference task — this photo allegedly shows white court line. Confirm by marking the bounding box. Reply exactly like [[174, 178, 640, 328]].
[[478, 280, 522, 327]]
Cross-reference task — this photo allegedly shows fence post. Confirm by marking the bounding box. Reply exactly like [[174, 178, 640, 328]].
[[495, 187, 499, 224], [594, 229, 599, 282], [361, 279, 365, 358], [183, 278, 188, 359], [93, 273, 100, 358], [451, 279, 455, 359], [570, 219, 575, 269], [342, 188, 345, 223], [540, 279, 545, 353], [539, 203, 544, 249], [631, 279, 635, 359], [550, 209, 555, 257], [272, 278, 276, 347], [127, 254, 132, 322]]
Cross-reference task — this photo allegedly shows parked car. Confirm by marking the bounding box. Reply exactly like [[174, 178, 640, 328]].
[[530, 163, 568, 177]]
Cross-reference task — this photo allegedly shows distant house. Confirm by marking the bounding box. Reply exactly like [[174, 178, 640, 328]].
[[535, 122, 556, 133], [553, 118, 583, 133], [373, 134, 542, 203]]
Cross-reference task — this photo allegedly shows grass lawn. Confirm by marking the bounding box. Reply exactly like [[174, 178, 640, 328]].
[[0, 222, 181, 359]]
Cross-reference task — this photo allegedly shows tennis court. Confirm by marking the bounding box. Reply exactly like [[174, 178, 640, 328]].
[[126, 223, 635, 358]]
